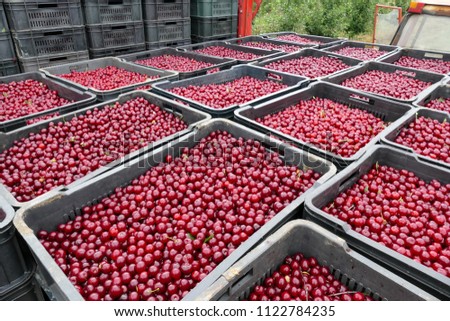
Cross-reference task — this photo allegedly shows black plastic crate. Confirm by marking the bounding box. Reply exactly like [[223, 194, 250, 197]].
[[41, 57, 178, 101], [0, 59, 20, 77], [0, 275, 44, 301], [83, 0, 142, 24], [190, 0, 238, 18], [0, 71, 96, 132], [18, 50, 89, 72], [234, 82, 412, 169], [119, 47, 236, 79], [255, 48, 362, 81], [379, 48, 450, 75], [0, 91, 209, 208], [14, 118, 336, 300], [12, 26, 88, 58], [191, 33, 234, 44], [263, 31, 342, 49], [152, 64, 309, 118], [143, 0, 189, 21], [178, 41, 281, 64], [0, 196, 37, 291], [195, 220, 437, 300], [146, 38, 190, 49], [323, 61, 445, 104], [380, 107, 450, 170], [0, 32, 16, 60], [323, 40, 399, 62], [89, 43, 145, 58], [86, 21, 144, 50], [226, 35, 316, 52], [144, 19, 190, 43], [3, 0, 83, 31], [191, 15, 237, 37], [304, 145, 450, 300]]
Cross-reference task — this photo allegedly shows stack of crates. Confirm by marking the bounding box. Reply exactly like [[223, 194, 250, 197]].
[[143, 0, 191, 49], [190, 0, 237, 43], [83, 0, 145, 58], [0, 0, 19, 76], [3, 0, 88, 72]]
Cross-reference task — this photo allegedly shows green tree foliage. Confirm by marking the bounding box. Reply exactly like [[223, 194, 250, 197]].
[[253, 0, 411, 38]]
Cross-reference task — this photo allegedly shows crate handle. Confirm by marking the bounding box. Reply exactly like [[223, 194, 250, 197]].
[[217, 17, 230, 22], [38, 3, 58, 8], [267, 73, 283, 82], [43, 31, 64, 36], [111, 25, 127, 30], [164, 21, 178, 26], [163, 0, 176, 3], [48, 56, 68, 62], [424, 52, 443, 59], [108, 0, 124, 4], [349, 94, 374, 105]]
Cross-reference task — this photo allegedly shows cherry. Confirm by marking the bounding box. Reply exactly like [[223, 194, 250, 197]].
[[194, 46, 262, 61], [423, 97, 450, 114], [0, 79, 71, 122], [169, 76, 288, 110], [275, 35, 322, 45], [332, 46, 388, 61], [60, 66, 157, 91], [241, 41, 302, 53], [135, 55, 213, 72], [394, 56, 450, 74]]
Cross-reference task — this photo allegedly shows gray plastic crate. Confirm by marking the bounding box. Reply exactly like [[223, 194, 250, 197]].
[[178, 41, 282, 64], [0, 274, 44, 301], [3, 0, 83, 31], [263, 31, 343, 49], [86, 21, 144, 50], [18, 50, 89, 72], [255, 48, 362, 81], [0, 72, 96, 132], [379, 48, 450, 75], [323, 61, 445, 103], [146, 38, 190, 49], [190, 0, 238, 17], [0, 0, 8, 32], [380, 107, 450, 170], [323, 40, 399, 62], [190, 33, 234, 44], [14, 118, 336, 301], [413, 78, 450, 109], [144, 19, 190, 43], [0, 196, 36, 290], [83, 0, 142, 24], [12, 26, 87, 58], [304, 145, 450, 300], [88, 43, 146, 59], [119, 47, 236, 79], [152, 64, 309, 118], [191, 15, 237, 37], [196, 220, 438, 301], [41, 57, 178, 101], [143, 0, 190, 21], [0, 59, 20, 77], [0, 91, 209, 208], [226, 35, 316, 52], [235, 82, 412, 170], [0, 32, 15, 61]]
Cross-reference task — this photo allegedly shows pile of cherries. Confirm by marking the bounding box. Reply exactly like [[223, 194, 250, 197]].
[[256, 97, 386, 157], [38, 131, 322, 301], [264, 56, 350, 78], [242, 42, 302, 53], [60, 66, 155, 91], [194, 46, 262, 61], [332, 46, 388, 61], [247, 253, 371, 301], [394, 116, 450, 164], [423, 97, 450, 114], [322, 164, 450, 277], [0, 79, 71, 122], [275, 35, 322, 45], [394, 56, 450, 74], [135, 55, 213, 73], [169, 76, 288, 109], [26, 112, 60, 125], [341, 70, 432, 100], [0, 97, 187, 202]]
